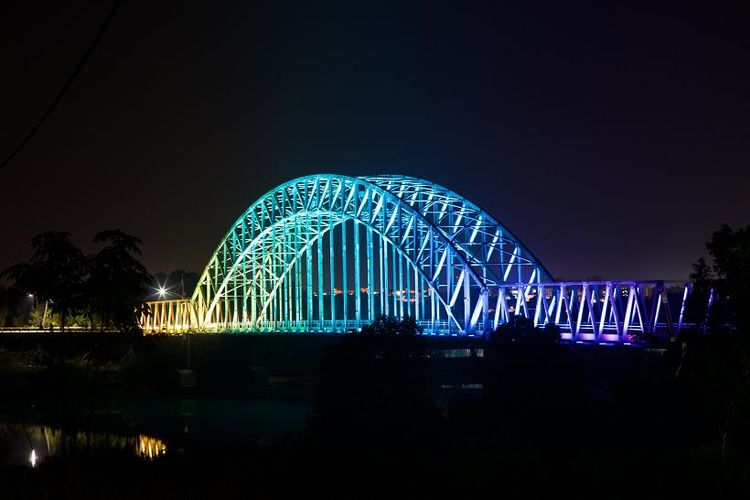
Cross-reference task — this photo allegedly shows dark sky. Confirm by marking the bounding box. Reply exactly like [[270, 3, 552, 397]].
[[1, 0, 748, 281]]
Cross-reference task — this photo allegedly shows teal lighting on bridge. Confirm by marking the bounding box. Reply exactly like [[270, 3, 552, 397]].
[[143, 174, 694, 340]]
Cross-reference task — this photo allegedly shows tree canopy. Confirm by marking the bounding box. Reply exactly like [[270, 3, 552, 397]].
[[2, 230, 152, 332], [88, 230, 151, 332], [692, 224, 750, 330], [2, 231, 86, 330]]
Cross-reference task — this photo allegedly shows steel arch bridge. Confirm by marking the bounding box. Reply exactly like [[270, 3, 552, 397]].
[[143, 174, 695, 340]]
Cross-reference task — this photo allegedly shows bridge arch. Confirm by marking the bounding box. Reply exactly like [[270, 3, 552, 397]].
[[192, 174, 551, 335]]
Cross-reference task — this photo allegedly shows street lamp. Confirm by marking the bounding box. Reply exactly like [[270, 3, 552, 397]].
[[158, 287, 167, 299]]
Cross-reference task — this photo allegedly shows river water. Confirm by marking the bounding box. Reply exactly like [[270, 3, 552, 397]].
[[0, 397, 313, 467]]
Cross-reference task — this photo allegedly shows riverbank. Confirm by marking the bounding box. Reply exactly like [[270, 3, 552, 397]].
[[2, 332, 749, 498]]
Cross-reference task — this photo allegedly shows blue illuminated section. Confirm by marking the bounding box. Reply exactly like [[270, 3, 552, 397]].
[[140, 174, 696, 341]]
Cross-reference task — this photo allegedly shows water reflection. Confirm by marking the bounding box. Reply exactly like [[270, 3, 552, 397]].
[[137, 434, 167, 459], [0, 424, 168, 467]]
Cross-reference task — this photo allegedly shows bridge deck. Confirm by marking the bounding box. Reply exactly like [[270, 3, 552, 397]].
[[142, 280, 701, 343]]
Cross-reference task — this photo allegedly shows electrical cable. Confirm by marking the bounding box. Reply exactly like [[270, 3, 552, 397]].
[[0, 0, 125, 170]]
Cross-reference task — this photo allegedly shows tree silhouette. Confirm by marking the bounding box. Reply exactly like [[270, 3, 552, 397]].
[[0, 284, 20, 327], [360, 313, 423, 336], [3, 230, 152, 332], [687, 257, 713, 327], [87, 230, 152, 332], [2, 231, 86, 330], [692, 224, 750, 330], [488, 315, 560, 345], [679, 333, 750, 458]]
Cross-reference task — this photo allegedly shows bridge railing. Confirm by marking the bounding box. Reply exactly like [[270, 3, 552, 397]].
[[141, 299, 197, 334], [141, 280, 705, 343], [0, 326, 92, 333], [492, 281, 695, 342]]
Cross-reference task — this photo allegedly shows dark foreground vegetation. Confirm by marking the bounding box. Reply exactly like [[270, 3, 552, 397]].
[[2, 321, 750, 498], [0, 226, 748, 498], [0, 230, 151, 332]]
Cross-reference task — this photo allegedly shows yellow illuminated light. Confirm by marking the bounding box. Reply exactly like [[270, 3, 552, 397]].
[[136, 435, 167, 460]]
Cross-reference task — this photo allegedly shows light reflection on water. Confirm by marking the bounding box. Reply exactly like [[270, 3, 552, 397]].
[[137, 434, 167, 459], [0, 398, 313, 468], [0, 424, 168, 467]]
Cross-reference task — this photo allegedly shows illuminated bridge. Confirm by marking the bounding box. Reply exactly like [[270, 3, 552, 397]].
[[143, 174, 695, 341]]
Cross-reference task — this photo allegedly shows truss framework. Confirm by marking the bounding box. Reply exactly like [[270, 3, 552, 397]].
[[142, 280, 695, 341], [140, 174, 698, 340]]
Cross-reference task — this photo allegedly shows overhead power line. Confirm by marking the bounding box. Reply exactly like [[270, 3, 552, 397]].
[[0, 0, 125, 170]]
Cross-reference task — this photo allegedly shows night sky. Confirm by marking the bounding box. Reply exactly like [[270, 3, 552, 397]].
[[2, 0, 748, 281]]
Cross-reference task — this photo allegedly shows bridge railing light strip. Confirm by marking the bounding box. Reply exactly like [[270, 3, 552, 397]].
[[141, 279, 703, 343]]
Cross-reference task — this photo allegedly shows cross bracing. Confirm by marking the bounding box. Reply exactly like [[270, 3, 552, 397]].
[[141, 174, 697, 339], [143, 280, 695, 341]]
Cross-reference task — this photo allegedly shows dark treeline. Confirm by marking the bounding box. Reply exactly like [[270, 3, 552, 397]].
[[1, 230, 150, 331], [688, 224, 750, 331], [310, 225, 750, 494], [309, 224, 750, 496]]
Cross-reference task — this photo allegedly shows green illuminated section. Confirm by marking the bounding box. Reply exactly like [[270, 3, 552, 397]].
[[188, 174, 549, 335]]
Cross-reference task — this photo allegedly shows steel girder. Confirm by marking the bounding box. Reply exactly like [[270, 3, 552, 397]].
[[143, 280, 695, 341], [493, 281, 692, 342], [189, 174, 550, 335]]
